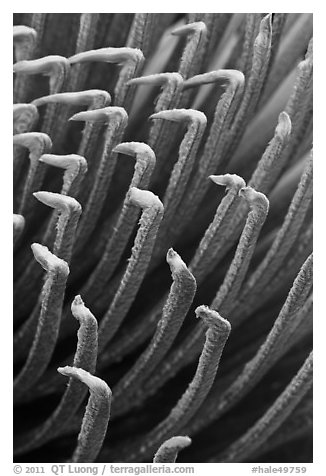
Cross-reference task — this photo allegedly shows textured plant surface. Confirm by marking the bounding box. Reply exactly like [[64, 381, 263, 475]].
[[13, 13, 313, 463]]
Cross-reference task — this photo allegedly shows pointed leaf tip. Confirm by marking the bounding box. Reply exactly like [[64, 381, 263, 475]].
[[209, 174, 246, 191], [183, 69, 244, 90], [71, 295, 98, 328], [13, 56, 70, 95], [128, 187, 163, 210], [72, 294, 85, 308], [171, 21, 207, 37], [69, 106, 127, 124], [275, 112, 292, 140], [239, 187, 269, 212], [150, 108, 207, 124], [166, 248, 187, 274], [69, 47, 144, 65], [195, 305, 231, 334], [32, 90, 111, 108], [113, 142, 153, 157], [33, 191, 82, 214], [31, 243, 69, 275], [127, 72, 183, 87], [57, 366, 111, 397], [39, 153, 87, 173], [255, 13, 273, 49]]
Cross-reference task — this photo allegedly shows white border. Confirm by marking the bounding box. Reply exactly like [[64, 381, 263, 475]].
[[4, 4, 324, 473]]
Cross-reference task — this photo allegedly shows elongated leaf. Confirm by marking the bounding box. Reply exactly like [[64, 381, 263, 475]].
[[58, 367, 112, 463], [232, 152, 312, 322], [73, 107, 128, 252], [14, 245, 69, 401], [14, 295, 98, 454], [117, 305, 230, 462], [98, 188, 164, 351], [185, 254, 312, 436], [109, 249, 196, 417], [82, 142, 156, 303]]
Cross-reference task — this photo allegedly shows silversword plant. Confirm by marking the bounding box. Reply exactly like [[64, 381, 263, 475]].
[[13, 13, 313, 463]]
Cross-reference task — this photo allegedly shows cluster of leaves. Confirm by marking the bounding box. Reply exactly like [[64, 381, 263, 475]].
[[13, 13, 312, 463]]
